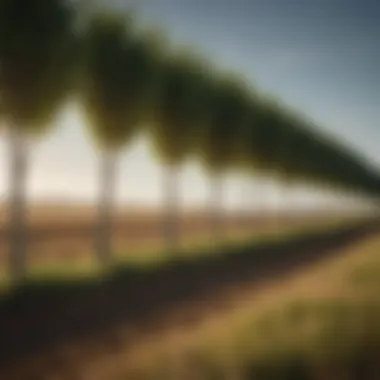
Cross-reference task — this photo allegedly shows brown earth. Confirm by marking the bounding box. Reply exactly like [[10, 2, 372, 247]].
[[0, 203, 356, 270], [0, 216, 378, 379]]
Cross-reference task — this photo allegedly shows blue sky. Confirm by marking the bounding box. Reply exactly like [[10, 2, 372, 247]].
[[129, 0, 379, 159], [0, 0, 378, 209]]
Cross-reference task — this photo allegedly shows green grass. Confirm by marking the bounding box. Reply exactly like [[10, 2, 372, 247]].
[[348, 261, 380, 288], [117, 222, 380, 380]]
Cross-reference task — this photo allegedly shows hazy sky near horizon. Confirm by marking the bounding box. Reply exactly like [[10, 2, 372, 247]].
[[0, 0, 378, 209]]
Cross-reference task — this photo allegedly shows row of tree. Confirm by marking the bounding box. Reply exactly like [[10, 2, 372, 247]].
[[1, 0, 379, 283]]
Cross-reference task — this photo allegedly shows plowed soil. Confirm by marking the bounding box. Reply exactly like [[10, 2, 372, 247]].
[[0, 204, 352, 268]]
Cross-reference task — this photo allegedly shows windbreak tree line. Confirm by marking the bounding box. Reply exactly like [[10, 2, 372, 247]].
[[0, 0, 379, 283]]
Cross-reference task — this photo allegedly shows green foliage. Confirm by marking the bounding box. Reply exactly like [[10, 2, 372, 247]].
[[79, 11, 161, 151], [0, 0, 77, 133], [237, 97, 303, 180], [252, 100, 288, 170], [150, 52, 213, 165], [196, 73, 254, 173]]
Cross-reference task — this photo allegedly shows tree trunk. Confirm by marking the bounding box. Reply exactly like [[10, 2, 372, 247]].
[[8, 127, 28, 284], [163, 163, 180, 253], [241, 180, 253, 229], [209, 173, 224, 244], [272, 178, 282, 235], [96, 149, 117, 267]]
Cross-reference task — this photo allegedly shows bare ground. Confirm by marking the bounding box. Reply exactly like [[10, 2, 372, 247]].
[[0, 204, 355, 269]]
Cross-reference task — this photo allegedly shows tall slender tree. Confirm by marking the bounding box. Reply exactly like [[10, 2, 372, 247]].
[[149, 51, 212, 252], [79, 12, 161, 266], [196, 74, 253, 242], [255, 101, 314, 232], [242, 99, 286, 231], [234, 98, 269, 227], [0, 0, 77, 282]]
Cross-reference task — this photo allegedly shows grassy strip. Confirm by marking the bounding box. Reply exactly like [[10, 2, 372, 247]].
[[121, 224, 380, 379]]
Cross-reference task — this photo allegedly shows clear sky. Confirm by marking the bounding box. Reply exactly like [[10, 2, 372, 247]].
[[0, 0, 378, 210]]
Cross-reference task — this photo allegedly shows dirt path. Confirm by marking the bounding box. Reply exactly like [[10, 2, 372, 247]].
[[0, 218, 379, 379]]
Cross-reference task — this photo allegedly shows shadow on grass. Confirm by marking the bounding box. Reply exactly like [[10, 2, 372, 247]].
[[0, 217, 379, 370], [242, 297, 380, 380]]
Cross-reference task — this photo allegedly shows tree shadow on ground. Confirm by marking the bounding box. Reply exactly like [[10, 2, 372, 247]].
[[0, 218, 379, 371]]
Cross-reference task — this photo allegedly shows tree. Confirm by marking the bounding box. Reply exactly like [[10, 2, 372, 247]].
[[196, 73, 253, 242], [234, 96, 273, 229], [251, 101, 323, 232], [222, 92, 261, 230], [148, 51, 213, 252], [241, 99, 288, 231], [0, 0, 77, 282], [79, 11, 161, 266]]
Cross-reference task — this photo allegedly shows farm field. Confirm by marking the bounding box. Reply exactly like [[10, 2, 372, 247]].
[[0, 216, 379, 379], [0, 203, 367, 277]]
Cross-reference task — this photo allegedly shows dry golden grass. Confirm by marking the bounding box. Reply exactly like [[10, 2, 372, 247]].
[[111, 231, 380, 380]]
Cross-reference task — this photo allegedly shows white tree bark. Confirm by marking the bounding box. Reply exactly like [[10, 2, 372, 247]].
[[8, 126, 29, 283], [163, 163, 180, 253], [209, 173, 224, 244], [96, 149, 117, 267]]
